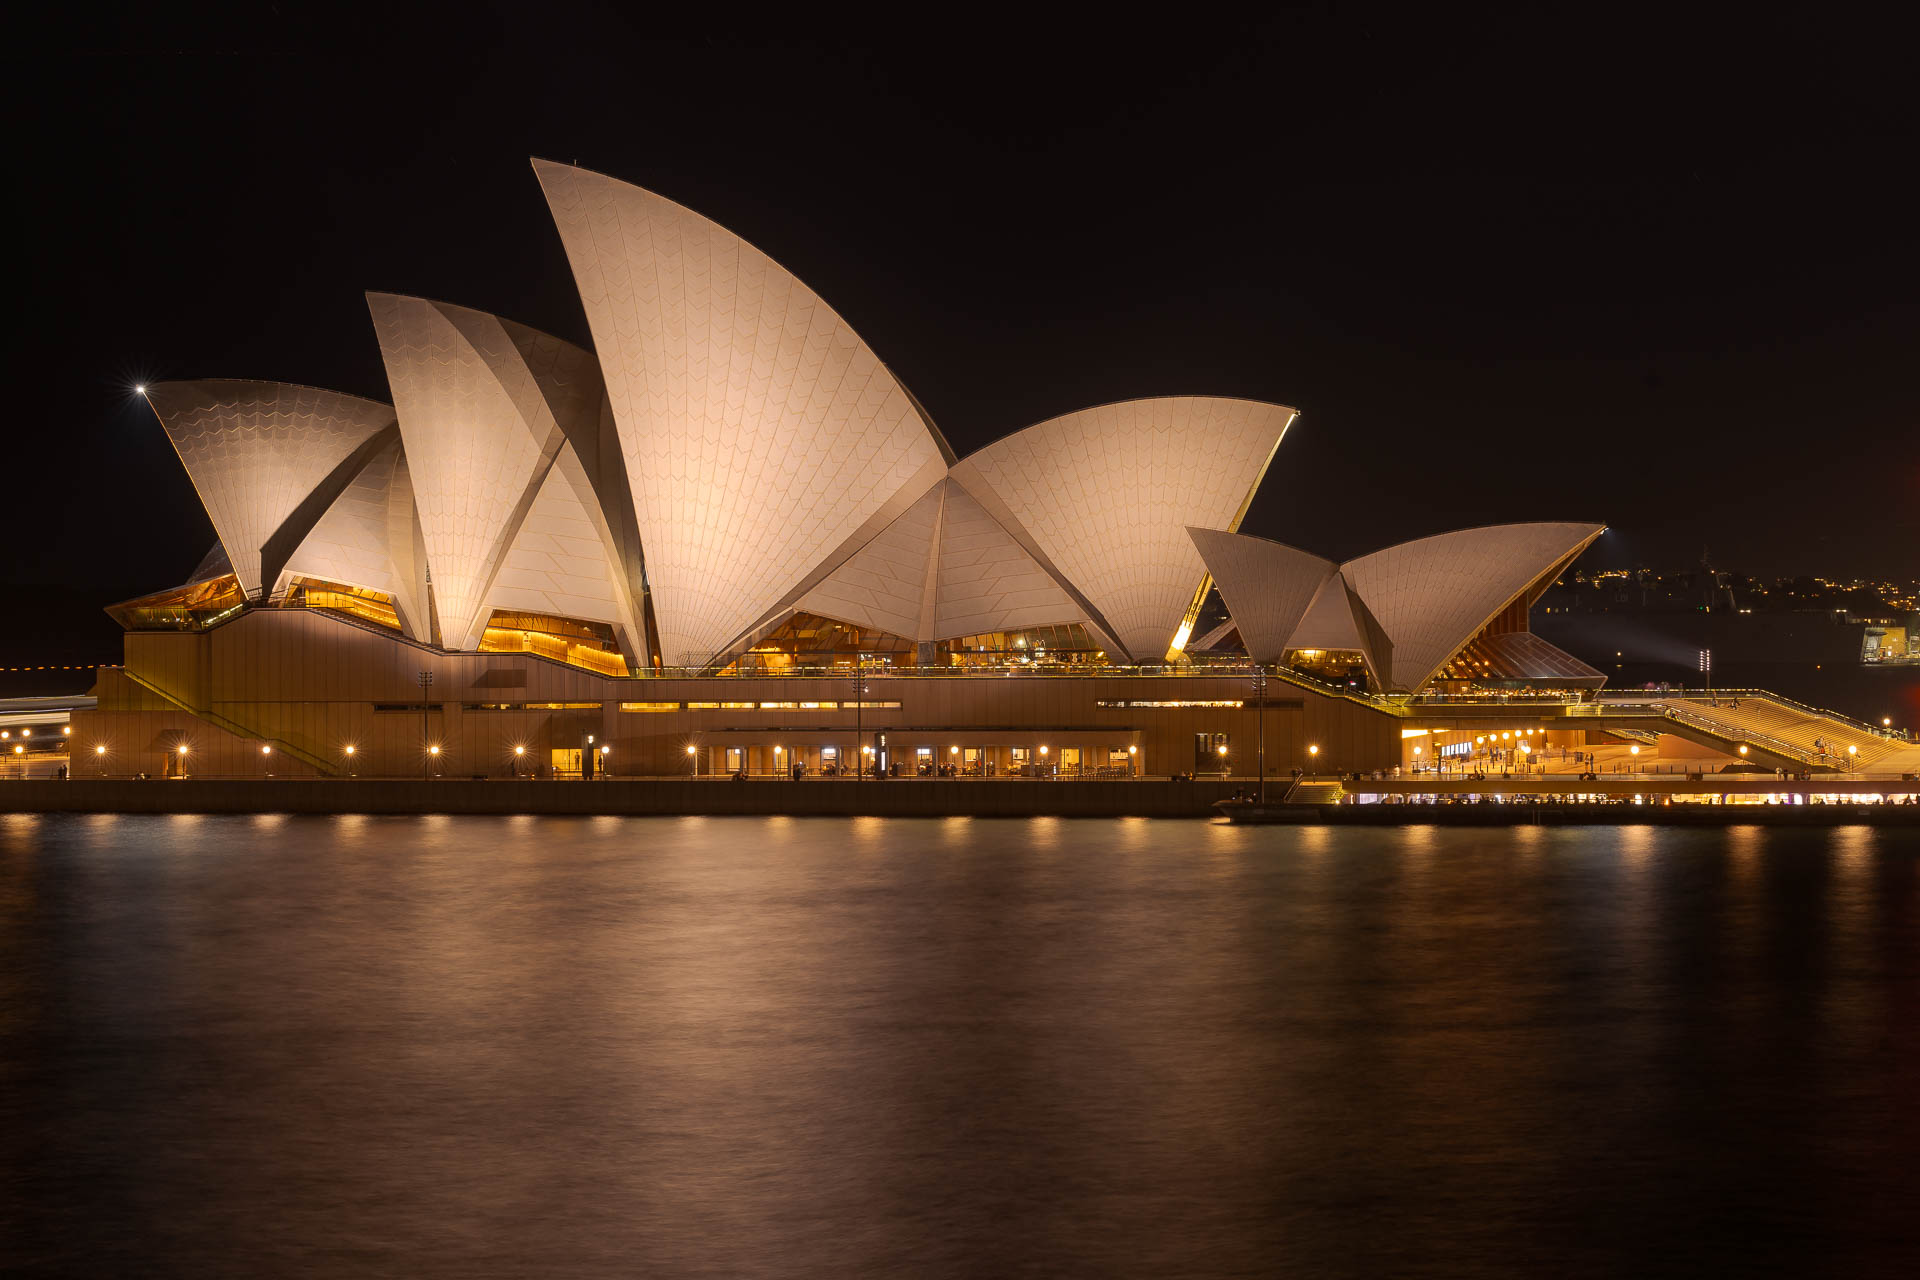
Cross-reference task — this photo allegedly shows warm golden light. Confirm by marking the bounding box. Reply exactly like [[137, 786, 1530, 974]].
[[1848, 745, 1857, 755], [134, 384, 146, 394], [20, 728, 29, 738], [514, 745, 525, 756], [1308, 744, 1319, 756], [11, 745, 20, 756], [1738, 744, 1748, 756], [178, 744, 188, 755], [261, 745, 272, 755], [1216, 744, 1227, 756], [1040, 744, 1049, 755], [600, 745, 610, 755], [685, 744, 696, 755], [1128, 745, 1137, 755], [344, 745, 356, 756], [949, 745, 958, 754], [429, 745, 441, 756], [63, 725, 74, 735], [1630, 745, 1641, 756], [95, 744, 106, 755]]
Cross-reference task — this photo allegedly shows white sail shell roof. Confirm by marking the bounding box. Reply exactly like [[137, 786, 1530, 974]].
[[795, 478, 1088, 643], [533, 159, 953, 667], [145, 381, 397, 598], [949, 397, 1294, 660], [280, 434, 431, 638], [1185, 529, 1337, 664], [1339, 521, 1605, 691], [486, 441, 636, 642]]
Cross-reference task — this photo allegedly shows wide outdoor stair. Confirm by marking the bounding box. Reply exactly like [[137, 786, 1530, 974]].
[[1657, 696, 1902, 768], [1285, 779, 1346, 804]]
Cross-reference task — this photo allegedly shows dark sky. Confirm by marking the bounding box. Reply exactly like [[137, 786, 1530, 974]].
[[10, 7, 1917, 634]]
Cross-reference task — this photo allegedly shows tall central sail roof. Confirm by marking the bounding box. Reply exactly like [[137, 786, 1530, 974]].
[[534, 159, 953, 666]]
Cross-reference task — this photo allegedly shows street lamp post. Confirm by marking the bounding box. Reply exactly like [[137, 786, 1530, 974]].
[[1253, 667, 1268, 803], [417, 670, 435, 779], [687, 743, 698, 777], [854, 651, 865, 782]]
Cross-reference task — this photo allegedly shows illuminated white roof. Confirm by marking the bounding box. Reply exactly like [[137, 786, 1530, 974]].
[[1185, 528, 1336, 664], [485, 441, 646, 662], [1340, 522, 1605, 690], [367, 294, 647, 661], [145, 381, 397, 598], [796, 478, 1088, 643], [950, 397, 1294, 660], [534, 159, 952, 666], [280, 434, 432, 639]]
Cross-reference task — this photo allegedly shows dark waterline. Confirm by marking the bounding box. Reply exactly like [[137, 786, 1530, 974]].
[[3, 815, 1917, 1278]]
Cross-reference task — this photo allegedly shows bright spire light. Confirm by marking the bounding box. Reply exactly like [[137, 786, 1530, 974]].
[[134, 384, 146, 394]]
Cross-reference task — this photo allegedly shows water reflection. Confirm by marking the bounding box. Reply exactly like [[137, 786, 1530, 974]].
[[0, 817, 1914, 1278]]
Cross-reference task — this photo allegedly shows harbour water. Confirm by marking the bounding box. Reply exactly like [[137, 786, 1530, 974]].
[[3, 814, 1916, 1277]]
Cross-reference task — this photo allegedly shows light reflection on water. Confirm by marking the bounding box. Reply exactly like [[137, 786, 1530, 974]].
[[0, 814, 1916, 1278]]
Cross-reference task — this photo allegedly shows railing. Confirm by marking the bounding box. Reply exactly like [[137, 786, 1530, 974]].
[[1655, 688, 1899, 740], [117, 668, 338, 777]]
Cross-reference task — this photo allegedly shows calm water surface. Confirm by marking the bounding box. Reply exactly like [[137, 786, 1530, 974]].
[[2, 815, 1917, 1278]]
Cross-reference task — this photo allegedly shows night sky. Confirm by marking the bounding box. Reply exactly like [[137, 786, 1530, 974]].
[[9, 8, 1916, 666]]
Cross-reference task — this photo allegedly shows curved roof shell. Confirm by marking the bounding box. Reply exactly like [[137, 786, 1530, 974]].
[[368, 294, 647, 659], [949, 398, 1294, 660], [145, 381, 398, 599], [533, 159, 953, 666], [1339, 521, 1605, 690], [1185, 528, 1337, 664]]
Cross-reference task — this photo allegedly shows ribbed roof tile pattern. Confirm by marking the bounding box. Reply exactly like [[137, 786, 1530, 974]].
[[1185, 529, 1337, 665], [1339, 522, 1605, 690], [146, 381, 397, 598], [934, 481, 1083, 640], [281, 434, 429, 637], [950, 398, 1293, 660], [369, 294, 619, 650], [487, 442, 638, 649], [534, 159, 952, 665], [797, 480, 944, 641]]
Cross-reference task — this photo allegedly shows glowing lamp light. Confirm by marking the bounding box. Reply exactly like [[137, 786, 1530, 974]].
[[949, 745, 958, 754], [1216, 744, 1227, 756], [261, 745, 272, 755], [63, 725, 73, 735], [20, 728, 29, 738], [177, 744, 188, 755], [514, 745, 525, 756], [685, 744, 696, 755], [344, 745, 356, 756], [1, 731, 8, 740], [600, 745, 610, 755], [1128, 745, 1137, 755], [95, 744, 106, 755], [774, 745, 783, 754], [134, 384, 146, 394], [1847, 745, 1857, 756], [1630, 745, 1641, 756], [1475, 736, 1485, 744], [1308, 744, 1320, 757], [1738, 744, 1749, 756], [11, 745, 20, 755], [1039, 745, 1049, 756], [1412, 746, 1423, 756], [429, 745, 441, 756]]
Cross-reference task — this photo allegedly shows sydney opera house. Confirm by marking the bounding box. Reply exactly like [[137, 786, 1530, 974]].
[[72, 160, 1610, 781]]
